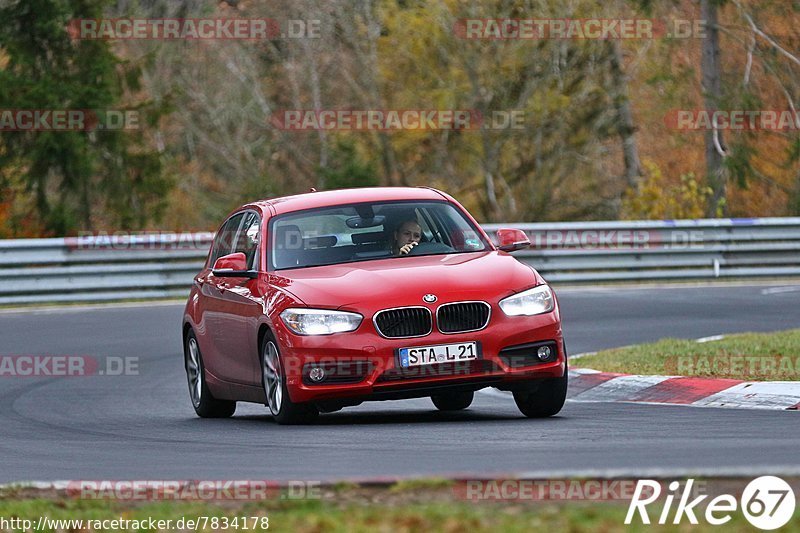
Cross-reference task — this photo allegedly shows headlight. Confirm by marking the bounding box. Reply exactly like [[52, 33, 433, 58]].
[[280, 308, 363, 335], [499, 285, 554, 316]]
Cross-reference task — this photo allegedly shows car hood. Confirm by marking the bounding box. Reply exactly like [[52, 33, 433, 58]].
[[270, 251, 542, 311]]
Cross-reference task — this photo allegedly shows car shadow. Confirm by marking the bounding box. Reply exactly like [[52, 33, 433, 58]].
[[230, 408, 567, 426]]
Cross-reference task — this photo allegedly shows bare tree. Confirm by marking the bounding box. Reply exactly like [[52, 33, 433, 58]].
[[701, 0, 728, 216]]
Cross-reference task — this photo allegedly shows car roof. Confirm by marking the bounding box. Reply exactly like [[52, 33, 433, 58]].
[[246, 187, 449, 216]]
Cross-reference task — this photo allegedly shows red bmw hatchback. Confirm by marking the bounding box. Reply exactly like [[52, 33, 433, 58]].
[[182, 187, 567, 424]]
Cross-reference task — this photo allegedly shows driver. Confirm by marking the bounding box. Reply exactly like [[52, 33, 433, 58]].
[[392, 219, 422, 255]]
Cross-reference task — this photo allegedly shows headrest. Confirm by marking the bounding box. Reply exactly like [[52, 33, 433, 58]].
[[274, 224, 303, 250], [352, 231, 386, 244], [304, 235, 337, 249]]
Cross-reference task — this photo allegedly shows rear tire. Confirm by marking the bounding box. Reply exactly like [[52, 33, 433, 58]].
[[261, 333, 318, 425], [513, 363, 568, 418], [431, 390, 474, 411], [184, 329, 236, 418]]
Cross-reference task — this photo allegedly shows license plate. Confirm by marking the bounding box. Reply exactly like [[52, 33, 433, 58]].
[[398, 342, 479, 368]]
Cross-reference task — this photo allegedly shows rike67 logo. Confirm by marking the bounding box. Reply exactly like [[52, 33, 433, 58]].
[[626, 476, 796, 530]]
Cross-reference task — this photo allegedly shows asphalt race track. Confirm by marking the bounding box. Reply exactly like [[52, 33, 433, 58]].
[[1, 283, 799, 483]]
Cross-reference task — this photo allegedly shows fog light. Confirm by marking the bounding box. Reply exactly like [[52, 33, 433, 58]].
[[536, 346, 552, 361], [308, 367, 326, 382]]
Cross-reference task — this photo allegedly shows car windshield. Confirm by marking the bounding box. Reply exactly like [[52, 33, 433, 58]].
[[270, 200, 490, 270]]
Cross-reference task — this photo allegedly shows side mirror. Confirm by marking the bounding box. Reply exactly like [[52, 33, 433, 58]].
[[496, 228, 530, 252], [212, 252, 257, 278]]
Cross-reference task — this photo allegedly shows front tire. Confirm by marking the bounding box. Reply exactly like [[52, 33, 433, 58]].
[[261, 333, 318, 425], [513, 364, 568, 418], [431, 390, 474, 411], [184, 330, 236, 418]]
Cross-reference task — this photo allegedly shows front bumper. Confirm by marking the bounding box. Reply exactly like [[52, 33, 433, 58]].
[[275, 311, 565, 404]]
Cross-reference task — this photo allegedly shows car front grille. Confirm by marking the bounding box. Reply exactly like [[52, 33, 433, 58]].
[[374, 307, 432, 338], [436, 301, 491, 333]]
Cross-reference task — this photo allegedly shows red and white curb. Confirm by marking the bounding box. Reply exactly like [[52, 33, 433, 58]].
[[569, 368, 800, 411]]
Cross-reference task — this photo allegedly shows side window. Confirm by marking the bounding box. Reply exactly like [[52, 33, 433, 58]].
[[209, 213, 244, 267], [233, 211, 261, 270]]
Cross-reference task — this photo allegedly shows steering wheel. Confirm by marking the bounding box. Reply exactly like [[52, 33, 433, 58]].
[[405, 241, 453, 255]]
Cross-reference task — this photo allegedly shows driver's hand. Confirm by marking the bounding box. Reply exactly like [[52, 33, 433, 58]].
[[399, 242, 418, 255]]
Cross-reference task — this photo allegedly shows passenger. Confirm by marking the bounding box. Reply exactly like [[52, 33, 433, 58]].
[[392, 219, 422, 256]]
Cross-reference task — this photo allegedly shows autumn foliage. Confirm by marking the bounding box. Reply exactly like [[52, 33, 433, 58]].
[[0, 0, 798, 237]]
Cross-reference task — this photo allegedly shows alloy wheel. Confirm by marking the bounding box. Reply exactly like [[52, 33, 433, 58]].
[[186, 337, 202, 408], [262, 341, 284, 415]]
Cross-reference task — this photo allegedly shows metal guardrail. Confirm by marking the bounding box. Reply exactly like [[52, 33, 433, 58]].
[[0, 233, 213, 305], [0, 218, 799, 305], [482, 218, 800, 283]]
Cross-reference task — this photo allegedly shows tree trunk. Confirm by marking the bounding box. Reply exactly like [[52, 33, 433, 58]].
[[608, 41, 642, 194], [701, 0, 727, 217], [791, 163, 800, 215]]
